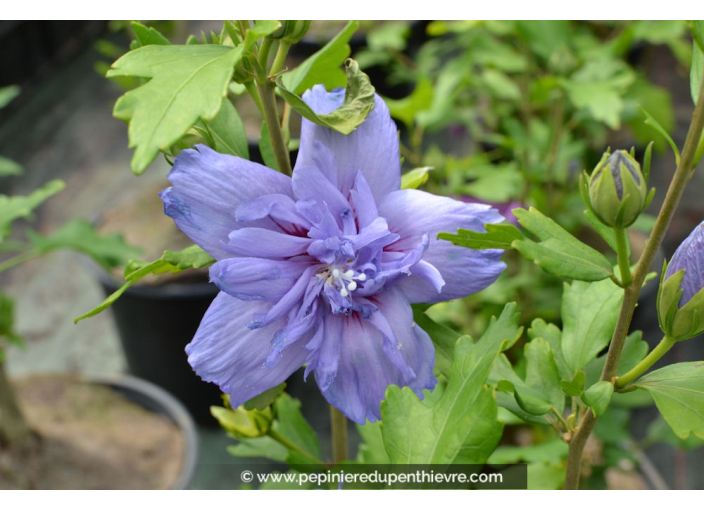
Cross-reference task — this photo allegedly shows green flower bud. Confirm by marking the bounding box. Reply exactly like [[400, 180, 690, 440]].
[[657, 221, 704, 341], [271, 20, 311, 43], [588, 150, 648, 228], [210, 404, 274, 439]]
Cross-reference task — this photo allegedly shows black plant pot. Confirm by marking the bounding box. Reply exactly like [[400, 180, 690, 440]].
[[88, 372, 199, 489], [92, 265, 222, 427]]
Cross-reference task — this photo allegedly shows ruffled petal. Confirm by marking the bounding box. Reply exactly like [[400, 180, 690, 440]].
[[161, 145, 293, 260], [378, 189, 506, 303], [210, 257, 312, 302], [186, 292, 309, 407], [317, 288, 436, 424], [225, 227, 312, 258], [295, 86, 401, 203]]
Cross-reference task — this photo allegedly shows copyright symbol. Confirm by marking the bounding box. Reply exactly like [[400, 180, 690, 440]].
[[241, 470, 254, 483]]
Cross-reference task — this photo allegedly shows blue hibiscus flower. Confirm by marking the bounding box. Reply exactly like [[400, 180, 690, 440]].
[[160, 86, 506, 424]]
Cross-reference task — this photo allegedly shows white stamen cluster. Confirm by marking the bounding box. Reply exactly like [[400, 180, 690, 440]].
[[318, 266, 367, 297]]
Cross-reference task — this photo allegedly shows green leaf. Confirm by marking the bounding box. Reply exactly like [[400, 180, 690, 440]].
[[490, 355, 548, 424], [691, 21, 704, 105], [489, 439, 568, 464], [561, 371, 586, 397], [514, 389, 553, 416], [635, 362, 704, 440], [271, 393, 322, 465], [512, 207, 614, 281], [130, 21, 171, 47], [561, 278, 623, 374], [438, 223, 523, 251], [585, 331, 648, 388], [582, 381, 614, 416], [227, 436, 288, 462], [411, 305, 460, 378], [527, 462, 566, 490], [647, 416, 704, 451], [243, 20, 281, 53], [524, 337, 564, 413], [108, 44, 242, 174], [199, 98, 249, 159], [244, 383, 286, 411], [26, 219, 140, 271], [384, 77, 433, 129], [0, 156, 23, 177], [276, 59, 375, 136], [381, 303, 522, 464], [0, 180, 64, 241], [527, 319, 570, 380], [280, 21, 358, 94], [400, 166, 432, 190], [356, 421, 391, 464], [564, 81, 623, 129], [639, 106, 680, 165], [0, 85, 20, 109], [74, 244, 214, 323]]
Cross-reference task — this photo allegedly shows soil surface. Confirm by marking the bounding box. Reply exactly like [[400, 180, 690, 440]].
[[0, 375, 185, 489]]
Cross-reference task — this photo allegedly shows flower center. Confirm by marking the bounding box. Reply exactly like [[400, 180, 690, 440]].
[[317, 265, 367, 297]]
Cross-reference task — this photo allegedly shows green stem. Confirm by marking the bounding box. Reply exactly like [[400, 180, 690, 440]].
[[270, 40, 291, 76], [268, 429, 326, 467], [244, 81, 264, 117], [563, 72, 704, 491], [257, 37, 274, 69], [257, 81, 292, 175], [614, 227, 632, 286], [0, 251, 39, 275], [329, 405, 348, 464], [616, 336, 676, 388]]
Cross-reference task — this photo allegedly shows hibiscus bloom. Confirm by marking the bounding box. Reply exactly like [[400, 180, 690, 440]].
[[160, 86, 506, 424]]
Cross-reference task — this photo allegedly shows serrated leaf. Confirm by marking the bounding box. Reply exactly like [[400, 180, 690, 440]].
[[276, 59, 375, 136], [527, 319, 570, 380], [525, 337, 564, 413], [582, 381, 614, 416], [381, 303, 522, 464], [490, 354, 548, 424], [108, 44, 242, 174], [647, 416, 704, 451], [401, 166, 432, 190], [280, 21, 358, 95], [130, 21, 171, 47], [74, 244, 214, 323], [411, 305, 460, 378], [356, 421, 391, 464], [438, 223, 523, 251], [0, 156, 22, 177], [512, 207, 613, 281], [26, 219, 140, 271], [561, 371, 586, 397], [0, 180, 64, 242], [271, 393, 322, 465], [199, 98, 249, 159], [561, 278, 623, 374], [635, 362, 704, 440]]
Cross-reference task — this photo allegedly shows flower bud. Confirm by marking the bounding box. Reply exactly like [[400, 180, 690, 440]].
[[210, 404, 274, 439], [588, 150, 647, 228], [658, 221, 704, 340], [271, 20, 311, 43]]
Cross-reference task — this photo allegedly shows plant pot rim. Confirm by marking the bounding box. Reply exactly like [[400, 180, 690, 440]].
[[79, 372, 199, 490]]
